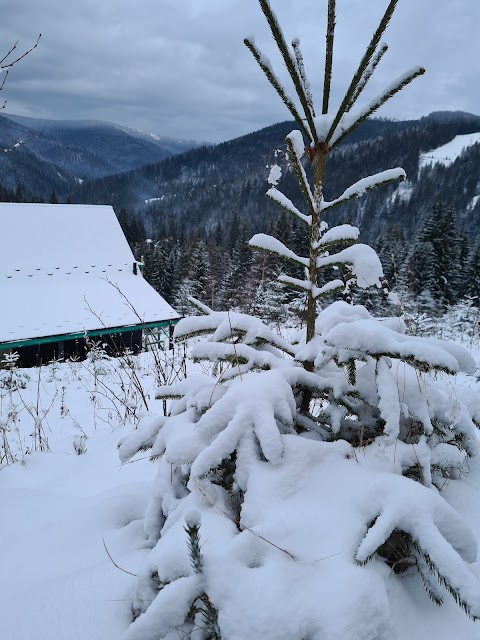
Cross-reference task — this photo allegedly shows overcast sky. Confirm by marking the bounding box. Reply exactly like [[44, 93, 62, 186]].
[[1, 0, 479, 143]]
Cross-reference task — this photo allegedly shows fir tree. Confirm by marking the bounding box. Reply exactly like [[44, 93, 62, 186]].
[[119, 2, 480, 638], [48, 189, 58, 204], [403, 202, 464, 308], [440, 205, 462, 304], [375, 222, 406, 286], [465, 239, 480, 305]]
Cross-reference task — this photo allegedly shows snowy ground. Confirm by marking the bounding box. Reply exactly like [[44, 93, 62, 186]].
[[1, 334, 480, 639], [0, 351, 166, 640]]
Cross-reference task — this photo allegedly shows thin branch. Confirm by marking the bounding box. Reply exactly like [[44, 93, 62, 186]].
[[0, 34, 41, 70], [258, 0, 318, 144], [0, 70, 9, 92], [244, 37, 311, 141], [331, 66, 425, 148], [102, 537, 138, 577], [3, 129, 43, 153], [321, 168, 406, 211], [196, 483, 296, 561], [346, 42, 388, 113], [266, 187, 312, 225], [322, 0, 336, 114], [291, 38, 314, 115], [0, 42, 18, 67], [325, 0, 399, 143], [285, 135, 316, 214]]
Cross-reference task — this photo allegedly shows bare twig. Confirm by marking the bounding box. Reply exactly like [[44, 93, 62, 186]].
[[102, 537, 138, 577], [196, 482, 296, 561], [0, 34, 41, 70]]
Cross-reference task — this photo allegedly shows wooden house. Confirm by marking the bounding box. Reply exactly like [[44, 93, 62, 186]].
[[0, 203, 179, 366]]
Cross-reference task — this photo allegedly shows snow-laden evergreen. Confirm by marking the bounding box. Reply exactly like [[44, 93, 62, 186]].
[[119, 1, 480, 638]]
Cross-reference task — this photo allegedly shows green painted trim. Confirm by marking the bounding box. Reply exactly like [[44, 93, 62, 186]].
[[0, 318, 180, 351]]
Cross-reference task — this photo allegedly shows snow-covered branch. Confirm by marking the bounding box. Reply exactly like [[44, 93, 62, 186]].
[[257, 0, 318, 144], [346, 42, 388, 112], [285, 131, 316, 214], [266, 187, 311, 225], [321, 168, 406, 211], [277, 274, 344, 299], [317, 244, 384, 289], [244, 37, 311, 141], [249, 233, 309, 266], [313, 224, 359, 251], [331, 66, 425, 148]]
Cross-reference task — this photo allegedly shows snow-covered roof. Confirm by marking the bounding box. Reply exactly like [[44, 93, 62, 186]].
[[0, 203, 179, 345]]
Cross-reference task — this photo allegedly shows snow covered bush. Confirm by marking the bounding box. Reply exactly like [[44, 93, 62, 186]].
[[0, 351, 29, 391], [119, 1, 480, 638]]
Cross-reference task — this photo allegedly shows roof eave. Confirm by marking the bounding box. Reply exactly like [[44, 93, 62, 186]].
[[0, 318, 180, 351]]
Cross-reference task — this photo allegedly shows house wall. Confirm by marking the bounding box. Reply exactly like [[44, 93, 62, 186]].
[[3, 330, 143, 368]]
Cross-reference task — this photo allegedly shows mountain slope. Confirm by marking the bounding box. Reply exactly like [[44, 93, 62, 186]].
[[71, 112, 480, 241], [0, 114, 200, 197]]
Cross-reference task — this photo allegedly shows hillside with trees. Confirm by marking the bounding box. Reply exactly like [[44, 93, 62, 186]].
[[71, 111, 480, 244]]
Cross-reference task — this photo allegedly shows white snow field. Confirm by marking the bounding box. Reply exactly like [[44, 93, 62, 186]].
[[419, 132, 480, 168], [0, 353, 160, 640], [1, 342, 480, 639]]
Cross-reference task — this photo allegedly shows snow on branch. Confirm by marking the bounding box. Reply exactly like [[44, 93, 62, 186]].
[[313, 224, 359, 251], [325, 0, 399, 143], [355, 479, 480, 620], [257, 0, 318, 144], [420, 338, 476, 375], [346, 42, 388, 113], [313, 280, 345, 299], [277, 274, 311, 293], [321, 168, 406, 211], [375, 357, 401, 443], [285, 131, 316, 213], [187, 296, 213, 315], [118, 414, 166, 463], [191, 342, 293, 380], [291, 38, 314, 115], [277, 274, 344, 299], [244, 37, 311, 141], [249, 233, 309, 267], [325, 319, 469, 374], [283, 366, 350, 399], [124, 575, 202, 639], [266, 187, 312, 225], [174, 310, 296, 357], [317, 244, 384, 289], [189, 370, 296, 478], [331, 66, 425, 148]]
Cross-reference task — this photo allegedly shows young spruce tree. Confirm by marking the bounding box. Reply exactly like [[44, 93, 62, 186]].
[[120, 2, 480, 638]]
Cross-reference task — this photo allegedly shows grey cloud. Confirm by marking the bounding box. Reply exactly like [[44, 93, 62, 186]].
[[1, 0, 479, 143]]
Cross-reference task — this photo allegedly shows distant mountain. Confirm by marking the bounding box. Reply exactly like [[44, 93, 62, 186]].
[[421, 111, 480, 125], [0, 113, 200, 197], [114, 123, 202, 156], [71, 111, 480, 242]]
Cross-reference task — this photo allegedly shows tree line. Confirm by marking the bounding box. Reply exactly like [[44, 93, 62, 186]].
[[119, 199, 480, 322]]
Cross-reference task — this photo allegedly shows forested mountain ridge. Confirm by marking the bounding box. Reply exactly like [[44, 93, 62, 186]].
[[0, 113, 200, 197], [72, 111, 480, 242]]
